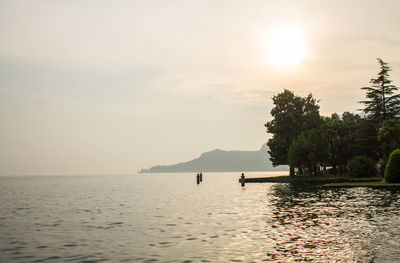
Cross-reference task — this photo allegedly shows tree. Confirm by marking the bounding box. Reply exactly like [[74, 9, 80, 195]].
[[385, 149, 400, 183], [322, 114, 341, 174], [353, 117, 380, 161], [378, 119, 400, 154], [377, 119, 400, 173], [265, 89, 321, 176], [288, 128, 328, 176], [360, 58, 400, 123], [347, 155, 377, 178], [322, 112, 359, 175]]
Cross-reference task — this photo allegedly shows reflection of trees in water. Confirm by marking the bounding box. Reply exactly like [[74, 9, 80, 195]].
[[268, 184, 340, 226], [269, 184, 400, 217], [263, 184, 400, 261]]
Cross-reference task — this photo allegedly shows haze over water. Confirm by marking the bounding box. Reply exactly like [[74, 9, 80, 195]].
[[1, 1, 400, 175], [1, 172, 400, 262]]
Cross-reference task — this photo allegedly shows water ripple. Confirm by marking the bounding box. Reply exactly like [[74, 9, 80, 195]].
[[1, 173, 400, 262]]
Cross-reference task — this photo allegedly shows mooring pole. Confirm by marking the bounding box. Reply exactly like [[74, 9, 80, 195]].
[[197, 173, 200, 184], [240, 173, 245, 187]]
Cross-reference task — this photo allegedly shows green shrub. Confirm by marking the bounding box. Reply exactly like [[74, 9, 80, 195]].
[[384, 149, 400, 183], [347, 155, 377, 178]]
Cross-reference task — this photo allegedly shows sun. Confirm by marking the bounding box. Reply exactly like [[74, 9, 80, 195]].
[[267, 26, 308, 67]]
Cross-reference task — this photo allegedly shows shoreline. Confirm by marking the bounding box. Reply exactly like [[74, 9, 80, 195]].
[[239, 175, 382, 184], [239, 175, 400, 189]]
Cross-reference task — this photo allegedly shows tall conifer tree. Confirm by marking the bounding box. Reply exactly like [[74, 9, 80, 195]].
[[360, 58, 400, 123]]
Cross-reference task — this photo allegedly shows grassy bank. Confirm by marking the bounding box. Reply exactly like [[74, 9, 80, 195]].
[[240, 174, 400, 189]]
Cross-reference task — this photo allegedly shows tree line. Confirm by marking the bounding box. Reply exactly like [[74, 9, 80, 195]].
[[266, 58, 400, 176]]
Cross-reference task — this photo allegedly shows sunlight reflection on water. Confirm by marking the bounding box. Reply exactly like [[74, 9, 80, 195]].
[[0, 172, 399, 262]]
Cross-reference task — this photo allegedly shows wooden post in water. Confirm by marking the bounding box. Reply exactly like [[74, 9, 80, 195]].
[[200, 172, 202, 182], [240, 173, 245, 187], [197, 173, 200, 184]]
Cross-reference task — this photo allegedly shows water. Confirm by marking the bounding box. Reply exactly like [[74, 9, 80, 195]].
[[1, 172, 400, 262]]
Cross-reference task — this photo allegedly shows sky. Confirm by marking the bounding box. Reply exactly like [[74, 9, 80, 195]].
[[1, 0, 400, 175]]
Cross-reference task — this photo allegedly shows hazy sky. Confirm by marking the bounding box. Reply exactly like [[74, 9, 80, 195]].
[[1, 0, 400, 175]]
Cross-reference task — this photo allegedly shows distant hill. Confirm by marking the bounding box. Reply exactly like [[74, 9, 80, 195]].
[[139, 144, 288, 173]]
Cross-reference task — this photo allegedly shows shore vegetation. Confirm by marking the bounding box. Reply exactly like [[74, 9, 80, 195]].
[[266, 58, 400, 180], [385, 149, 400, 183]]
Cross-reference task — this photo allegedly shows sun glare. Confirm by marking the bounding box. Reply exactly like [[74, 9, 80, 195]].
[[267, 26, 308, 67]]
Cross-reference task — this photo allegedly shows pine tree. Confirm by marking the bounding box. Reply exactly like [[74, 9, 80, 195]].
[[360, 58, 400, 123]]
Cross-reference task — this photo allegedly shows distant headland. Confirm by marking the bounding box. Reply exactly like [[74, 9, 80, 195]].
[[139, 144, 287, 173]]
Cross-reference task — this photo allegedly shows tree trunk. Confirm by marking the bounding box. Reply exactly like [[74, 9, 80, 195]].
[[382, 76, 386, 120], [289, 166, 295, 176], [312, 164, 317, 176]]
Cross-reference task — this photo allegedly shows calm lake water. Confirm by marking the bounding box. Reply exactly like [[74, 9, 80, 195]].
[[1, 172, 400, 262]]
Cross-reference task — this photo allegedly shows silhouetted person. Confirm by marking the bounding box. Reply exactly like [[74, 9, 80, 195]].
[[240, 173, 245, 187]]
